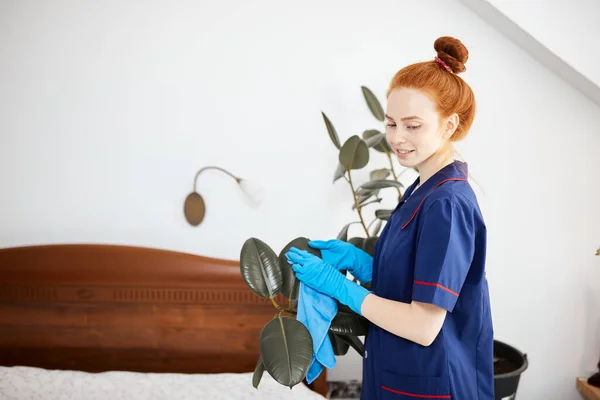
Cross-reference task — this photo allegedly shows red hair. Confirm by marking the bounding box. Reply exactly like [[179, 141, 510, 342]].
[[386, 36, 476, 141]]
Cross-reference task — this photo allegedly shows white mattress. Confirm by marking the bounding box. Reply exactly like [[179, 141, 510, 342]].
[[0, 366, 327, 400]]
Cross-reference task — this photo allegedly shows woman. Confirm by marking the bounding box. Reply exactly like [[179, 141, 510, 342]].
[[286, 36, 494, 399]]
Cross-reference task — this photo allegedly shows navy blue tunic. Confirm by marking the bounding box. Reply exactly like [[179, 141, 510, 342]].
[[361, 160, 494, 399]]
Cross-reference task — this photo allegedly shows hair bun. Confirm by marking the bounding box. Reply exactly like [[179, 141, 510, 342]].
[[434, 36, 468, 74]]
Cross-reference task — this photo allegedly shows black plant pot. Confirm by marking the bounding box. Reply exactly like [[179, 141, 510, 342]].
[[587, 356, 600, 388], [494, 340, 528, 400]]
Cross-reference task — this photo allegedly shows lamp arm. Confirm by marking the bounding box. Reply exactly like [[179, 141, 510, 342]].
[[193, 166, 241, 192]]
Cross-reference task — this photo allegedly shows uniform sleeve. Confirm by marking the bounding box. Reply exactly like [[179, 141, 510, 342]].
[[412, 198, 475, 312]]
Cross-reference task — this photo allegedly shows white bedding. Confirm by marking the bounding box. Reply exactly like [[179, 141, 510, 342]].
[[0, 366, 327, 400]]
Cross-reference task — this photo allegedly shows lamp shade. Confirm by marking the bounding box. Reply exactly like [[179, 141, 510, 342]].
[[184, 192, 206, 226]]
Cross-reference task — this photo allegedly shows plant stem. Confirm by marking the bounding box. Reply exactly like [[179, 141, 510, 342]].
[[347, 169, 370, 236], [386, 151, 403, 198], [271, 297, 296, 314], [367, 217, 378, 230]]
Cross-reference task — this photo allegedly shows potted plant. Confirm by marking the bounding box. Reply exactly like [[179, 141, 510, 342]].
[[239, 87, 529, 398], [238, 87, 395, 390]]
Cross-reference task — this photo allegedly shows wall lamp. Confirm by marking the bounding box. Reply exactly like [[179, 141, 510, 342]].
[[184, 166, 263, 227]]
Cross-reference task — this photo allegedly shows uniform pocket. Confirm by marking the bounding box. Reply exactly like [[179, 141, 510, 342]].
[[380, 370, 451, 399]]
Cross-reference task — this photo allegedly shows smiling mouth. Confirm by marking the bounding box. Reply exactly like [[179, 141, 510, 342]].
[[397, 149, 415, 155]]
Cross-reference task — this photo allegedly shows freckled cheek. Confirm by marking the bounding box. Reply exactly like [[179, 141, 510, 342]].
[[385, 131, 394, 144]]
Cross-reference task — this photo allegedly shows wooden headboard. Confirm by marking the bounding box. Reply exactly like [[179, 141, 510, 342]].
[[0, 243, 327, 396]]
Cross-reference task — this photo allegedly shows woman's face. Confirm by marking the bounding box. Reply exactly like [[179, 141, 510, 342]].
[[385, 87, 456, 169]]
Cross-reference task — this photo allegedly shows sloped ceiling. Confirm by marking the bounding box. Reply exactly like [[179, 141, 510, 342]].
[[459, 0, 600, 108]]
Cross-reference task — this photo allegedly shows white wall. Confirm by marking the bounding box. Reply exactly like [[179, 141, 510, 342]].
[[488, 0, 600, 88], [1, 1, 599, 398]]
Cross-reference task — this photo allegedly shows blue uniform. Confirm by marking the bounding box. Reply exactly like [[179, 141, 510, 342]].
[[361, 160, 494, 399]]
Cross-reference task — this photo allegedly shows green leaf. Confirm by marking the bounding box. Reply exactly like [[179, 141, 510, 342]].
[[252, 357, 265, 389], [348, 237, 364, 249], [330, 311, 369, 336], [370, 220, 382, 237], [337, 222, 359, 241], [375, 209, 393, 221], [370, 168, 390, 181], [333, 163, 347, 183], [278, 237, 321, 301], [362, 129, 392, 153], [329, 332, 350, 356], [353, 196, 382, 210], [362, 236, 378, 256], [338, 334, 365, 357], [363, 131, 385, 148], [339, 135, 369, 170], [355, 186, 376, 196], [361, 86, 384, 122], [240, 238, 283, 299], [260, 315, 313, 388], [322, 112, 341, 149], [358, 179, 403, 191], [352, 192, 371, 210]]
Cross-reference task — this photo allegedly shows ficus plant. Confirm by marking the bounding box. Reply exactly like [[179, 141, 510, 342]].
[[239, 86, 408, 389]]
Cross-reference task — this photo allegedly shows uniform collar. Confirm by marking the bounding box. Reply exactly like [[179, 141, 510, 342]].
[[394, 160, 469, 229]]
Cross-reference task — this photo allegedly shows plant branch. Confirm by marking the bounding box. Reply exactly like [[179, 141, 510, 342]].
[[271, 297, 296, 314], [347, 169, 370, 236]]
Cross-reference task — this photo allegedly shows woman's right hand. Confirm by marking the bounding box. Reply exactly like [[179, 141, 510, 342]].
[[308, 239, 373, 284]]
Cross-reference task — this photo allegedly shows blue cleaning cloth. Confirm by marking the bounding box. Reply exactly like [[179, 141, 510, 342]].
[[296, 280, 338, 384]]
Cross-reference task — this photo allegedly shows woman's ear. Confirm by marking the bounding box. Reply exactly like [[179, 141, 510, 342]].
[[443, 113, 460, 139]]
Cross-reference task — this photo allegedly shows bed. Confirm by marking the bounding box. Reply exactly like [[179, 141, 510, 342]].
[[0, 243, 329, 399]]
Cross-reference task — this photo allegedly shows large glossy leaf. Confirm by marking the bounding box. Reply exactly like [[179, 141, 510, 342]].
[[348, 237, 364, 249], [240, 238, 283, 299], [339, 135, 369, 170], [375, 209, 393, 221], [339, 334, 365, 357], [363, 129, 392, 153], [252, 357, 265, 389], [322, 112, 341, 149], [370, 168, 390, 181], [329, 332, 350, 356], [278, 237, 321, 301], [333, 162, 346, 183], [260, 315, 313, 388], [330, 311, 369, 336], [358, 179, 403, 191], [361, 86, 384, 122], [362, 236, 378, 256], [337, 222, 359, 241]]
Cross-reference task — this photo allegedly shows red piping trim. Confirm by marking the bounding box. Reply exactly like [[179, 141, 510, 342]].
[[381, 386, 451, 398], [401, 178, 467, 230], [414, 280, 459, 296]]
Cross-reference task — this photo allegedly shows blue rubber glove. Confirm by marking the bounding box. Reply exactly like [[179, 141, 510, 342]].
[[308, 239, 373, 284], [286, 247, 371, 316]]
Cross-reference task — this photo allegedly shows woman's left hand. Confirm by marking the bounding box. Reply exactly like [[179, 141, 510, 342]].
[[285, 247, 344, 298], [286, 247, 371, 315]]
